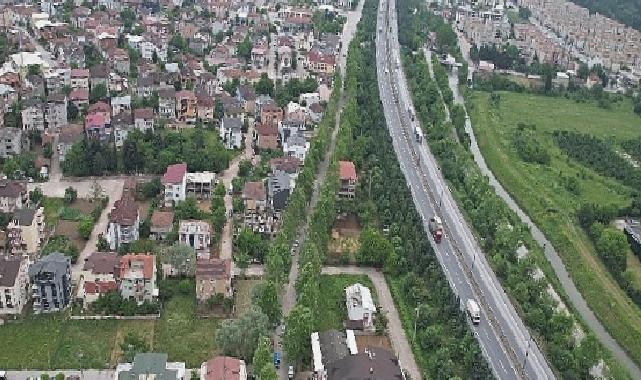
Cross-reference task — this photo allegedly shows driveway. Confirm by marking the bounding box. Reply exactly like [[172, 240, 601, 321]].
[[322, 266, 422, 380]]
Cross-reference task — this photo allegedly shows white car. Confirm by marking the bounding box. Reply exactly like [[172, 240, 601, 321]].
[[288, 366, 294, 379]]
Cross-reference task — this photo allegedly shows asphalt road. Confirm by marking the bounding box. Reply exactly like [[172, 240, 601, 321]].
[[375, 0, 554, 378]]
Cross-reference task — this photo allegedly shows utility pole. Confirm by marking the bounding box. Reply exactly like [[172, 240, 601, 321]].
[[413, 303, 421, 341]]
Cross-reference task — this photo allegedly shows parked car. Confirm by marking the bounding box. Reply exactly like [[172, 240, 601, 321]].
[[288, 366, 294, 379]]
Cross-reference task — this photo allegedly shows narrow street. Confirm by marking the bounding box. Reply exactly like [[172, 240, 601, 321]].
[[219, 123, 258, 262], [321, 266, 422, 380]]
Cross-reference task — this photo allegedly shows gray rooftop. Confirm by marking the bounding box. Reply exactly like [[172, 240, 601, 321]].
[[0, 255, 23, 287], [29, 252, 70, 279], [13, 208, 36, 226], [118, 353, 179, 380]]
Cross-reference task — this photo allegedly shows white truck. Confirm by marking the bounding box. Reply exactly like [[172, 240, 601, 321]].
[[466, 299, 481, 325]]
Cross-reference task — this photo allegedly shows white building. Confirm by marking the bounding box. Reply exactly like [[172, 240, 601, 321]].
[[345, 283, 376, 330], [162, 163, 188, 206], [107, 195, 140, 251], [220, 117, 243, 149], [179, 219, 212, 253], [0, 256, 29, 315]]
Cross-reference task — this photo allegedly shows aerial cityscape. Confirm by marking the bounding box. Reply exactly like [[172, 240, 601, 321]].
[[0, 0, 640, 378]]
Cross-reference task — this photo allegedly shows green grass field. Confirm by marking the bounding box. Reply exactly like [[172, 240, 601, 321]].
[[0, 296, 219, 370], [317, 274, 375, 331], [468, 90, 641, 366]]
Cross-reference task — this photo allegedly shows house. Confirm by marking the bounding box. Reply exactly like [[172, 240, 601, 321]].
[[118, 254, 158, 304], [179, 219, 212, 253], [21, 98, 45, 131], [195, 259, 232, 302], [200, 356, 247, 380], [70, 68, 90, 89], [44, 93, 68, 131], [109, 48, 130, 75], [111, 95, 132, 116], [311, 329, 402, 380], [0, 180, 28, 212], [162, 163, 188, 206], [44, 68, 71, 95], [306, 48, 336, 74], [150, 210, 174, 241], [219, 117, 243, 150], [58, 124, 84, 162], [283, 135, 309, 161], [90, 64, 110, 89], [116, 353, 186, 380], [308, 102, 325, 124], [254, 123, 278, 150], [7, 207, 45, 255], [68, 88, 89, 109], [84, 112, 111, 142], [261, 102, 283, 127], [197, 95, 215, 121], [29, 252, 72, 314], [158, 88, 176, 119], [0, 126, 27, 158], [134, 108, 155, 132], [338, 161, 357, 199], [186, 172, 216, 200], [78, 252, 119, 307], [278, 119, 306, 144], [108, 194, 140, 250], [88, 101, 112, 123], [242, 181, 271, 234], [268, 170, 291, 213], [236, 85, 256, 115], [176, 90, 197, 123], [0, 255, 29, 315], [113, 112, 134, 148], [345, 283, 376, 330]]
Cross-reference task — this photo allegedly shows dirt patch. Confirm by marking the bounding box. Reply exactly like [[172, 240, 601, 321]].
[[328, 214, 362, 264], [234, 279, 261, 317], [355, 334, 391, 351], [197, 200, 211, 213], [73, 199, 97, 214], [138, 200, 151, 219], [333, 214, 362, 237], [55, 220, 86, 252]]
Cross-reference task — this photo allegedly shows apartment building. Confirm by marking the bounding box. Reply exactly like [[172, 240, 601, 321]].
[[118, 254, 158, 305], [0, 255, 29, 315], [29, 252, 72, 314]]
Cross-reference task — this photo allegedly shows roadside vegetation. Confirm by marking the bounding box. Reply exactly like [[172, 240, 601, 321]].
[[400, 0, 630, 377], [468, 89, 641, 368]]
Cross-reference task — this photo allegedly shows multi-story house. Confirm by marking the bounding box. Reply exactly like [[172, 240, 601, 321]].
[[197, 95, 215, 122], [283, 135, 309, 162], [107, 194, 140, 251], [118, 254, 158, 305], [176, 90, 197, 123], [268, 170, 291, 214], [0, 255, 29, 316], [179, 220, 212, 253], [158, 88, 176, 119], [338, 161, 357, 199], [113, 112, 134, 148], [260, 102, 283, 127], [0, 180, 28, 212], [109, 48, 130, 75], [254, 123, 278, 151], [84, 112, 111, 142], [78, 252, 119, 307], [345, 283, 376, 330], [116, 353, 185, 380], [200, 356, 246, 380], [242, 181, 272, 235], [68, 88, 89, 109], [21, 98, 45, 131], [0, 126, 27, 158], [58, 123, 84, 162], [150, 211, 174, 241], [236, 85, 256, 115], [195, 259, 232, 302], [90, 64, 110, 89], [162, 163, 188, 206], [186, 172, 216, 200], [134, 108, 155, 132], [43, 68, 71, 94], [70, 68, 90, 89], [7, 207, 45, 255], [306, 48, 336, 74], [111, 95, 131, 116], [44, 93, 67, 131], [29, 252, 72, 314], [219, 117, 243, 150]]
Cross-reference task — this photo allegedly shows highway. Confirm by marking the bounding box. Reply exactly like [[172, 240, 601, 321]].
[[374, 0, 555, 378]]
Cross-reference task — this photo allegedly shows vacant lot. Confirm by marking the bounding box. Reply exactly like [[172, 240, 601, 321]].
[[0, 296, 219, 369], [317, 274, 375, 331], [233, 279, 261, 317], [468, 90, 641, 365]]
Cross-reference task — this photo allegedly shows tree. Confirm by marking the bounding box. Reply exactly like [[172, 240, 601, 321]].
[[64, 186, 78, 205], [595, 228, 628, 275], [78, 215, 95, 240], [357, 228, 394, 267], [252, 336, 272, 368], [216, 306, 270, 360], [27, 64, 41, 76], [238, 36, 253, 62], [238, 159, 253, 177], [235, 228, 268, 263], [259, 365, 278, 380], [42, 236, 80, 263], [283, 305, 313, 364], [255, 73, 274, 96], [252, 281, 281, 324], [29, 187, 44, 205], [96, 233, 109, 251], [90, 83, 108, 103]]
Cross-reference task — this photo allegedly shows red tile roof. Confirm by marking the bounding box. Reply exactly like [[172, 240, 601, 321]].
[[339, 161, 357, 181], [203, 356, 243, 380], [243, 181, 266, 201], [84, 280, 118, 295], [119, 254, 155, 279], [196, 259, 231, 280], [83, 252, 119, 274], [108, 194, 138, 225], [151, 211, 174, 228], [162, 163, 187, 184]]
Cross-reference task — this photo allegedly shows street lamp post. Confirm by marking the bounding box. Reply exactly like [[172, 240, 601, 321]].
[[413, 303, 421, 341]]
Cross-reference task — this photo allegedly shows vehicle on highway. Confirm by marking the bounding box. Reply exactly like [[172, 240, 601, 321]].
[[0, 370, 6, 380], [288, 365, 295, 379], [273, 352, 282, 369], [414, 126, 423, 143], [466, 299, 481, 325], [428, 216, 443, 243]]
